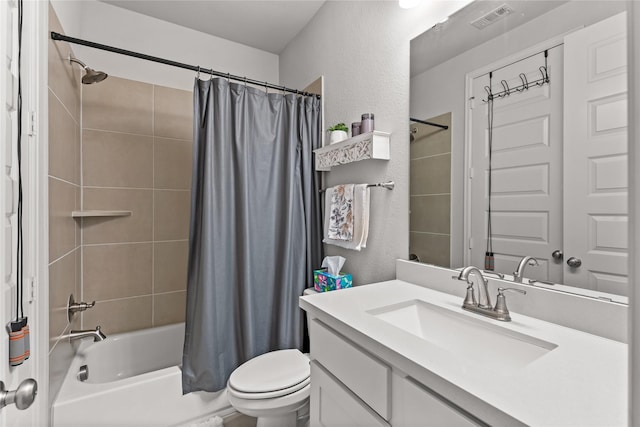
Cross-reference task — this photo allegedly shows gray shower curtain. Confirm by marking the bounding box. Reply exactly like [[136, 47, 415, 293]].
[[182, 78, 322, 394]]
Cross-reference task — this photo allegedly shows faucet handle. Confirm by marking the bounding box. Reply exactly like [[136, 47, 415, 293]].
[[497, 287, 527, 296], [463, 284, 477, 307], [67, 294, 96, 321], [494, 287, 526, 320], [452, 275, 478, 307]]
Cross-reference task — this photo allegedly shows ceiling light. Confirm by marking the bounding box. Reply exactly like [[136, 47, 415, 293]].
[[399, 0, 421, 9]]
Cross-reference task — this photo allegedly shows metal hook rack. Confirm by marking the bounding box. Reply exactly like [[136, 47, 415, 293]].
[[482, 50, 550, 102]]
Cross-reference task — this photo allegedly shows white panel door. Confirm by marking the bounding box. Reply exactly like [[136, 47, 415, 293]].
[[469, 47, 563, 282], [1, 1, 26, 425], [563, 12, 628, 294], [0, 1, 42, 425]]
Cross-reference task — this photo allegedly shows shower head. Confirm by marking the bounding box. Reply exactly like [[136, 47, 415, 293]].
[[69, 56, 108, 84], [82, 68, 108, 84]]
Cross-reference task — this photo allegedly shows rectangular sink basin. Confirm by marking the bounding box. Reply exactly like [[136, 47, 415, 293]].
[[368, 300, 557, 369]]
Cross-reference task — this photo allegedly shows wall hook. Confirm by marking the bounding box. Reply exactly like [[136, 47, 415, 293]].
[[518, 73, 529, 92], [500, 80, 510, 98], [537, 66, 549, 86], [483, 86, 494, 103]]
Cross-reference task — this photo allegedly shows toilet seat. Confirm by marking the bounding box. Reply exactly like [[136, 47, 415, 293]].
[[228, 376, 310, 400], [228, 349, 310, 400]]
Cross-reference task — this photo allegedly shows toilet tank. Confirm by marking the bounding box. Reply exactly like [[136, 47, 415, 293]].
[[303, 287, 318, 296]]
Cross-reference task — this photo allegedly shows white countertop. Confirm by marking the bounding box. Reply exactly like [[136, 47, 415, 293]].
[[300, 280, 627, 426]]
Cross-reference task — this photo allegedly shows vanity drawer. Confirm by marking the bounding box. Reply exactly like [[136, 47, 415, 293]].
[[310, 361, 389, 427], [394, 375, 486, 427], [310, 319, 390, 420]]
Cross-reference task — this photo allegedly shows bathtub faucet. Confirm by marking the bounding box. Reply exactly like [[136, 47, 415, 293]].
[[65, 326, 107, 342]]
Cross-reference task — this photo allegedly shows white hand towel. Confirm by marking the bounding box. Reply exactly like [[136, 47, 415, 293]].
[[359, 185, 371, 248], [324, 184, 370, 251]]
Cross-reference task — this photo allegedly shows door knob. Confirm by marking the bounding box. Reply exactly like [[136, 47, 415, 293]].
[[0, 379, 37, 410], [566, 257, 582, 268], [551, 250, 563, 261]]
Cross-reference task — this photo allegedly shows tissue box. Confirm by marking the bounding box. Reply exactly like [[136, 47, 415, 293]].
[[313, 269, 353, 292]]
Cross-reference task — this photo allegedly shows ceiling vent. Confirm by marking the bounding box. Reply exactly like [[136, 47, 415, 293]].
[[470, 4, 514, 29]]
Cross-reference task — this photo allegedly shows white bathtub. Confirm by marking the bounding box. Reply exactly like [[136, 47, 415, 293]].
[[52, 323, 231, 426]]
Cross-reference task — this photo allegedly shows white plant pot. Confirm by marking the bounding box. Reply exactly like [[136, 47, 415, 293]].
[[329, 130, 348, 144]]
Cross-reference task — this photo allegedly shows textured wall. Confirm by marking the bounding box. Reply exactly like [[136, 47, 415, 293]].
[[51, 0, 279, 92], [279, 1, 466, 285]]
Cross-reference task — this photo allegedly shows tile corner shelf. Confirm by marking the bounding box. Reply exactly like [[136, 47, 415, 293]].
[[314, 131, 390, 171], [71, 210, 132, 218]]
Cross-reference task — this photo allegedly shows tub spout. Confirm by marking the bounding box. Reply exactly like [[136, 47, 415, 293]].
[[64, 326, 106, 342]]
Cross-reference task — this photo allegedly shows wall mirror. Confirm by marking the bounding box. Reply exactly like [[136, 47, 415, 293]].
[[409, 0, 629, 302]]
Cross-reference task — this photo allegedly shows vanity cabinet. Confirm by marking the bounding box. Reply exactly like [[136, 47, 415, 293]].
[[309, 319, 484, 427]]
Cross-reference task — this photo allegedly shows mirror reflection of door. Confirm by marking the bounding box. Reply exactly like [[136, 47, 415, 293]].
[[562, 12, 628, 293], [469, 48, 563, 284], [468, 12, 628, 295]]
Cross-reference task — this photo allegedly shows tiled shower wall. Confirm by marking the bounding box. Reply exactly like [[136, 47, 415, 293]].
[[48, 3, 81, 402], [409, 112, 452, 267], [48, 3, 82, 347], [80, 76, 192, 334]]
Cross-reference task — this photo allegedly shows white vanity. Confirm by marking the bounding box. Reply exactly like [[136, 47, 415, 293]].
[[299, 262, 627, 426]]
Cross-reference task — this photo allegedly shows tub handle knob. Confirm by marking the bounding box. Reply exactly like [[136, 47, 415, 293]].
[[67, 294, 96, 321]]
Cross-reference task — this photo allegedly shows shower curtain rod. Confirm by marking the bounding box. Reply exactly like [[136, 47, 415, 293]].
[[410, 117, 449, 130], [50, 32, 320, 98]]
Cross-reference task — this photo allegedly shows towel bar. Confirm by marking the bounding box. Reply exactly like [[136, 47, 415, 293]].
[[319, 181, 394, 193]]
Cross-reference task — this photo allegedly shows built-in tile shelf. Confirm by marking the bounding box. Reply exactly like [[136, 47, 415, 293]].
[[314, 131, 390, 171], [71, 210, 132, 218]]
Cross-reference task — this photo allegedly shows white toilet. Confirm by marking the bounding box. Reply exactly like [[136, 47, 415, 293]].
[[226, 288, 317, 427]]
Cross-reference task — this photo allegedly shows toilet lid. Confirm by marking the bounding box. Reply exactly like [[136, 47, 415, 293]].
[[228, 349, 310, 394]]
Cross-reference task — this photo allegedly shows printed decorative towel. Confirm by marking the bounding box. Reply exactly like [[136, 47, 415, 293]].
[[327, 184, 354, 241], [324, 185, 370, 250]]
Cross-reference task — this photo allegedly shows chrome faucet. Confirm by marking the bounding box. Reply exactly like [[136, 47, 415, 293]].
[[64, 326, 106, 342], [455, 266, 492, 308], [513, 256, 539, 283], [453, 266, 526, 322]]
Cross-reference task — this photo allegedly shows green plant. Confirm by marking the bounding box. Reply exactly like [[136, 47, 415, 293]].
[[328, 123, 349, 132]]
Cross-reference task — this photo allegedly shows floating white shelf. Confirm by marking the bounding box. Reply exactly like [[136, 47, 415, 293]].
[[71, 210, 132, 218], [314, 131, 390, 171]]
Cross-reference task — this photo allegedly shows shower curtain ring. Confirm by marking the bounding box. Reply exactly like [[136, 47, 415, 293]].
[[227, 73, 230, 82], [265, 81, 269, 94], [244, 76, 248, 87], [197, 66, 200, 79], [209, 67, 214, 81]]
